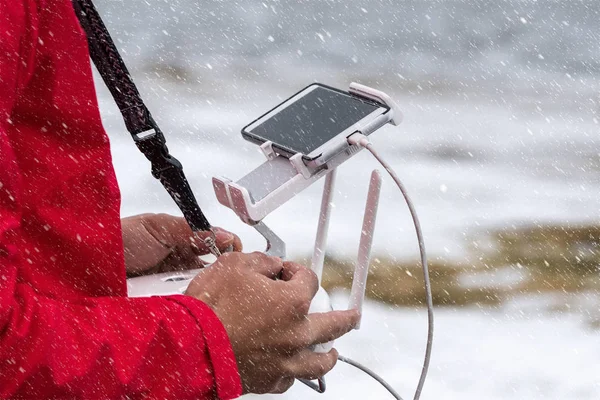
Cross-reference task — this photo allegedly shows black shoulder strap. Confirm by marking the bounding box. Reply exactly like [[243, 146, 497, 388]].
[[72, 0, 212, 233]]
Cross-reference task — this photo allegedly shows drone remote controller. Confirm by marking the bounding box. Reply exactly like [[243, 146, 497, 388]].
[[127, 83, 401, 395]]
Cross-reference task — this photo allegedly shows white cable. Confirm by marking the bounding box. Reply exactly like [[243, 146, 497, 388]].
[[347, 133, 434, 400], [338, 355, 404, 400]]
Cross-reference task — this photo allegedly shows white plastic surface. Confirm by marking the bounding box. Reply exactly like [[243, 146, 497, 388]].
[[213, 83, 399, 225], [212, 144, 362, 224], [349, 82, 403, 125], [308, 286, 335, 353], [348, 170, 382, 328], [127, 269, 200, 297], [311, 170, 336, 284]]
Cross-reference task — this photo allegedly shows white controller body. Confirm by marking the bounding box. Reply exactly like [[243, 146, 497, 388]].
[[309, 287, 335, 353], [127, 266, 335, 354]]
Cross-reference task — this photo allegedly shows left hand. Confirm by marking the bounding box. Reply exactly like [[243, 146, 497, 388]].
[[122, 213, 242, 277]]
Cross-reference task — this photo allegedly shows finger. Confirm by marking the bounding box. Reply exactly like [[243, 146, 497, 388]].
[[148, 215, 236, 256], [144, 214, 190, 244], [281, 262, 319, 305], [228, 252, 284, 279], [281, 348, 338, 380], [122, 215, 174, 276], [297, 310, 360, 348], [143, 214, 205, 259], [232, 234, 243, 252], [279, 261, 304, 281], [270, 377, 295, 394], [210, 227, 238, 252], [190, 227, 235, 255]]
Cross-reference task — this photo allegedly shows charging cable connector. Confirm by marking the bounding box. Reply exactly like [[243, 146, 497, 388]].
[[347, 132, 371, 148]]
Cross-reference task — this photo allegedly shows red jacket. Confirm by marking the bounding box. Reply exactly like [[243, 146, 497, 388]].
[[0, 1, 242, 398]]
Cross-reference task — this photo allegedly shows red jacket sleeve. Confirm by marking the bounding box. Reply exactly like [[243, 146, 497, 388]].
[[0, 289, 242, 399], [0, 1, 242, 399]]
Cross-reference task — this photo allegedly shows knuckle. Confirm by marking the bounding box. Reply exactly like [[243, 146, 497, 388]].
[[340, 312, 359, 332], [220, 251, 242, 263], [246, 253, 265, 269], [316, 356, 335, 376], [325, 351, 338, 370], [279, 359, 296, 377], [282, 260, 301, 271], [281, 326, 310, 350], [248, 251, 269, 264], [294, 328, 313, 349], [260, 377, 282, 395], [250, 250, 268, 258], [295, 300, 311, 316], [272, 377, 294, 394], [303, 269, 320, 296], [306, 353, 336, 379], [311, 364, 327, 379], [304, 268, 318, 285], [247, 251, 282, 272], [152, 213, 174, 228], [282, 377, 295, 392], [218, 251, 234, 261], [214, 253, 241, 273], [266, 251, 282, 261]]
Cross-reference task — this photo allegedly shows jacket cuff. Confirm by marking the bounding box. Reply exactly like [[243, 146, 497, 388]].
[[165, 295, 243, 400]]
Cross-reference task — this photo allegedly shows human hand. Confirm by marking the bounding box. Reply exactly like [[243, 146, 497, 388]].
[[122, 213, 242, 277], [185, 252, 359, 394]]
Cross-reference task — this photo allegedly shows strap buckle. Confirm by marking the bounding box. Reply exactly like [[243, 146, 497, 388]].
[[132, 121, 212, 232], [133, 122, 182, 179]]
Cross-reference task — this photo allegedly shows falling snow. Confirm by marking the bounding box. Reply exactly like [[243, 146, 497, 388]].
[[91, 0, 600, 398]]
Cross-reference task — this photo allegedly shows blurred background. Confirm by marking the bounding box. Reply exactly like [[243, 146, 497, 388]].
[[94, 0, 600, 398]]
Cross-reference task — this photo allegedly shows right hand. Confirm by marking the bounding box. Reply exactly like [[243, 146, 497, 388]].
[[185, 252, 359, 394]]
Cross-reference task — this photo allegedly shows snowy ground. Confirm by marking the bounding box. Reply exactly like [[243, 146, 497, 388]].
[[245, 293, 600, 400]]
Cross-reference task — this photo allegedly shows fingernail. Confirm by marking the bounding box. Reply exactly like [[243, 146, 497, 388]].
[[216, 231, 234, 243]]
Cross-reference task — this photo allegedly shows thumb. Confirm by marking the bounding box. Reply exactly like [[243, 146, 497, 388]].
[[142, 214, 240, 255], [191, 227, 238, 255]]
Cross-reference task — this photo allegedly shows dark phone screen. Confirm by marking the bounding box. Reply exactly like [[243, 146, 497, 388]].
[[246, 86, 381, 155]]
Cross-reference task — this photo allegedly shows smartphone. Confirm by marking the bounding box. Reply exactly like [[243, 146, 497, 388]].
[[242, 83, 390, 163]]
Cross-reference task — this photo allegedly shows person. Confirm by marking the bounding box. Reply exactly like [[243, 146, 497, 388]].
[[0, 1, 359, 398]]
